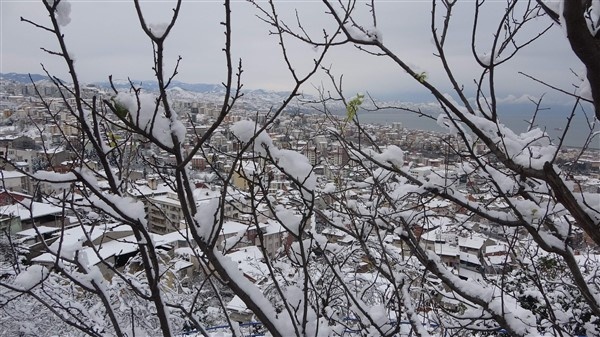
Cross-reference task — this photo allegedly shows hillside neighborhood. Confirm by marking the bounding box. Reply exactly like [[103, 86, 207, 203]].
[[1, 75, 599, 336]]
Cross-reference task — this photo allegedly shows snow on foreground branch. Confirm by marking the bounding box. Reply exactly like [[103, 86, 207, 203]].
[[114, 92, 186, 149], [231, 119, 317, 197]]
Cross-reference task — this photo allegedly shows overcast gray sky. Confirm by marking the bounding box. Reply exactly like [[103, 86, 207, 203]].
[[0, 0, 584, 104]]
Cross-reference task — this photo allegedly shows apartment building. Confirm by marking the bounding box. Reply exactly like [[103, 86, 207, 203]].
[[147, 186, 252, 234]]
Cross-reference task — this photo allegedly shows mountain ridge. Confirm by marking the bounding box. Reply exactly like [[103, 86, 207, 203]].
[[0, 72, 54, 83], [1, 72, 297, 98]]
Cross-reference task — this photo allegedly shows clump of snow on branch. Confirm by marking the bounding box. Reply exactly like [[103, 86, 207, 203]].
[[115, 92, 186, 148], [542, 0, 567, 35], [87, 193, 148, 227], [487, 166, 518, 195], [574, 191, 600, 225], [513, 198, 543, 224], [343, 23, 382, 43], [51, 0, 71, 26], [479, 51, 498, 66], [436, 113, 454, 132], [321, 182, 336, 193], [195, 198, 220, 242], [74, 167, 102, 189], [365, 26, 383, 42], [576, 74, 594, 101], [441, 93, 470, 115], [222, 228, 246, 251], [212, 250, 290, 333], [13, 265, 49, 290], [289, 239, 312, 265], [400, 283, 431, 337], [275, 205, 302, 236], [426, 251, 538, 335], [271, 148, 317, 191], [367, 304, 389, 329], [436, 113, 475, 146], [33, 171, 76, 182], [48, 234, 84, 261], [149, 23, 169, 38], [541, 0, 562, 14], [589, 0, 600, 35], [372, 145, 404, 167], [443, 111, 555, 169], [231, 120, 316, 195], [33, 171, 76, 191], [230, 120, 273, 155]]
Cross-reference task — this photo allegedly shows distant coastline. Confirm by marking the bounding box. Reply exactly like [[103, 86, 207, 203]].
[[344, 108, 600, 150]]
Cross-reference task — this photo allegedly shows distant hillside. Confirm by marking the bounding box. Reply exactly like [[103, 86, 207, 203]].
[[92, 79, 293, 97], [92, 79, 224, 93], [1, 72, 313, 113], [0, 72, 50, 83], [93, 79, 305, 112]]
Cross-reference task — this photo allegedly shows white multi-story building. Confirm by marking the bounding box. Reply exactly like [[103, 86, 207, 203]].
[[147, 186, 252, 234]]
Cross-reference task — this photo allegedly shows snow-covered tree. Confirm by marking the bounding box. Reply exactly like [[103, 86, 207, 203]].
[[1, 1, 598, 337]]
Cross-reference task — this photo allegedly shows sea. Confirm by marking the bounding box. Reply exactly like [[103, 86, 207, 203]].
[[338, 103, 600, 150]]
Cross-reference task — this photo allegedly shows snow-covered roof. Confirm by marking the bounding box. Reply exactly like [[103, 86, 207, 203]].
[[0, 134, 20, 141], [457, 267, 483, 281], [459, 252, 481, 265], [226, 295, 250, 313], [337, 235, 355, 244], [58, 223, 131, 243], [262, 220, 286, 235], [149, 187, 247, 208], [15, 225, 60, 238], [0, 201, 63, 221], [321, 227, 346, 237], [149, 192, 181, 206], [410, 166, 433, 172], [82, 236, 140, 266], [432, 243, 459, 257], [221, 221, 249, 236], [421, 231, 456, 243], [426, 198, 452, 208], [174, 247, 195, 257], [226, 246, 268, 280], [31, 232, 156, 268], [573, 253, 600, 268], [171, 259, 193, 272], [193, 188, 221, 202], [159, 229, 194, 245], [458, 236, 488, 250], [484, 254, 512, 266], [127, 182, 172, 198], [0, 170, 26, 179], [239, 160, 259, 176], [484, 244, 508, 255]]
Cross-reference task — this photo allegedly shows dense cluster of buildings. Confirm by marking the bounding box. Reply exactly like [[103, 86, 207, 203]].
[[1, 77, 599, 321]]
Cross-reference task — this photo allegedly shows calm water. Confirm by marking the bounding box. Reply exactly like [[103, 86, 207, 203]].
[[348, 105, 600, 149]]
